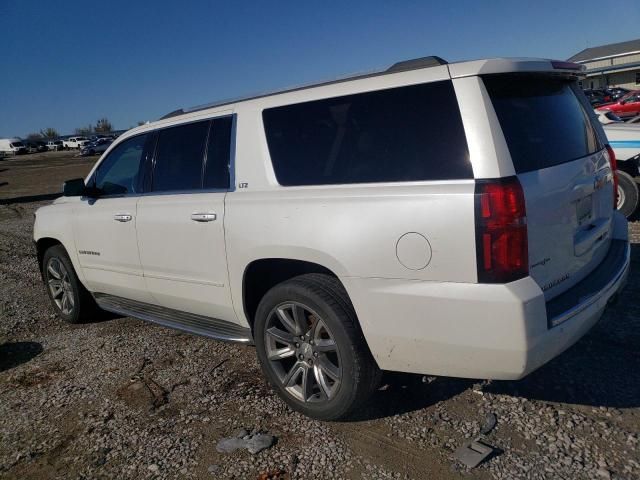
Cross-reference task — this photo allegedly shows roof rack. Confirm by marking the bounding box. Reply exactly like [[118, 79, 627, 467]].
[[159, 55, 448, 120]]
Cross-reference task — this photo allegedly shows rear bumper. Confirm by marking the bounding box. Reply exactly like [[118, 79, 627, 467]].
[[344, 221, 630, 380]]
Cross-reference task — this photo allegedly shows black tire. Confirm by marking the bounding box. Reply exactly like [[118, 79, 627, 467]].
[[616, 171, 639, 218], [254, 273, 380, 420], [42, 245, 99, 323]]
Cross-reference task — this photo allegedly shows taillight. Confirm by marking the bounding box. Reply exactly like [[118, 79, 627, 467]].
[[605, 144, 618, 207], [475, 177, 528, 283]]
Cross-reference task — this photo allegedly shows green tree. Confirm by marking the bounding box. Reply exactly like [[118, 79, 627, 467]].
[[95, 117, 113, 134], [40, 128, 59, 139]]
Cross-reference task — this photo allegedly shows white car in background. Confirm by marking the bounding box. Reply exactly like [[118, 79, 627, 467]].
[[46, 140, 64, 151], [602, 121, 640, 217], [0, 138, 27, 155], [63, 137, 88, 149]]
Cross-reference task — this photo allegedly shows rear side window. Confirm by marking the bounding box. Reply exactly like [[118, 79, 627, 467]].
[[263, 81, 471, 186], [483, 75, 601, 174], [152, 120, 209, 192]]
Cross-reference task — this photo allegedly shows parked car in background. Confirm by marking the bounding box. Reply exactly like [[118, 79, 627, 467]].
[[602, 122, 640, 217], [34, 57, 629, 420], [76, 138, 91, 149], [80, 138, 113, 156], [597, 90, 640, 118], [596, 109, 624, 125], [605, 87, 630, 101], [0, 138, 27, 155], [62, 137, 88, 149], [25, 141, 48, 153], [584, 88, 611, 107], [46, 140, 64, 151]]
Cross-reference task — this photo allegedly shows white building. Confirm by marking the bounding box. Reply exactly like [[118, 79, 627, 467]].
[[568, 38, 640, 90]]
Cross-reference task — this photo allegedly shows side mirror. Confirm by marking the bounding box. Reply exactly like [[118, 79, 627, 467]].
[[62, 178, 86, 197]]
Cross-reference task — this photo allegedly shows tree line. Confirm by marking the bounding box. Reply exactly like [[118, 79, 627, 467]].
[[25, 117, 114, 142]]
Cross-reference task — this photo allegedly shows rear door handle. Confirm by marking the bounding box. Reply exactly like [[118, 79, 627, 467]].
[[113, 213, 133, 222], [191, 212, 217, 222]]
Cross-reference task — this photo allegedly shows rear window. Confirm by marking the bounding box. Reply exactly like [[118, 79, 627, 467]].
[[262, 81, 471, 186], [483, 74, 601, 174]]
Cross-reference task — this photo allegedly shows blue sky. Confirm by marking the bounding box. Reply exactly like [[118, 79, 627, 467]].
[[1, 0, 639, 137]]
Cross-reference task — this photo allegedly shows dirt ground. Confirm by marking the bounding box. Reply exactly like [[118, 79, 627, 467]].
[[1, 152, 639, 480], [0, 150, 93, 203]]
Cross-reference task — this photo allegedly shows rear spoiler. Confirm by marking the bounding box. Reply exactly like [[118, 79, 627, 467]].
[[448, 58, 586, 78]]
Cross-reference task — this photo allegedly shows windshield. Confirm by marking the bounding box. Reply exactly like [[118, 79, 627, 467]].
[[10, 142, 24, 147]]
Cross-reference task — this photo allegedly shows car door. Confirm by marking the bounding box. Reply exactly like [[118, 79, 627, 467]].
[[73, 133, 156, 303], [136, 115, 236, 321]]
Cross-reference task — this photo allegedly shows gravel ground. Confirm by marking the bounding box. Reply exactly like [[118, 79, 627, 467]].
[[1, 154, 639, 479]]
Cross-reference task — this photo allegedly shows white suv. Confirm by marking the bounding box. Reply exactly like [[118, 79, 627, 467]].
[[34, 56, 630, 420]]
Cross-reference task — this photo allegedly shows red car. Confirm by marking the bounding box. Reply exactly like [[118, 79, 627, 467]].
[[597, 90, 640, 118]]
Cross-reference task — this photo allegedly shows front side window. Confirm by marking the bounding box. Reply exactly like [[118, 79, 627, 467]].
[[263, 81, 471, 186], [94, 134, 148, 195], [152, 121, 209, 192]]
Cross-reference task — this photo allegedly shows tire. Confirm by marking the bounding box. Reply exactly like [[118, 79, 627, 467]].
[[616, 171, 639, 218], [254, 273, 380, 420], [42, 245, 98, 323]]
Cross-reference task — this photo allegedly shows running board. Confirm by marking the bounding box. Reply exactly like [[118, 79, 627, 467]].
[[94, 293, 253, 344]]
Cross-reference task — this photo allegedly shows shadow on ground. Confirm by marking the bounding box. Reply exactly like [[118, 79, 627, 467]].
[[0, 193, 61, 205], [347, 373, 474, 421], [0, 341, 43, 372]]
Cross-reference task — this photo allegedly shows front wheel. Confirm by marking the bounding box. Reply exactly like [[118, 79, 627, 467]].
[[254, 274, 380, 420], [42, 245, 98, 323], [616, 170, 639, 218]]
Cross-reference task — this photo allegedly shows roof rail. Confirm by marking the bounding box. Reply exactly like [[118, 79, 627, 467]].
[[159, 108, 185, 120], [159, 55, 447, 120], [386, 56, 448, 73]]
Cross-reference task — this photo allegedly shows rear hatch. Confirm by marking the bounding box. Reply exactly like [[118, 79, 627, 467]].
[[483, 74, 614, 300]]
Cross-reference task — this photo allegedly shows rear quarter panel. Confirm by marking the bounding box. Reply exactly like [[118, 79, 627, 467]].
[[225, 104, 478, 326]]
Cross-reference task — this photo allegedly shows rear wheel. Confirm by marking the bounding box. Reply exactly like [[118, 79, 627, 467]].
[[42, 245, 98, 323], [616, 171, 639, 218], [254, 274, 380, 420]]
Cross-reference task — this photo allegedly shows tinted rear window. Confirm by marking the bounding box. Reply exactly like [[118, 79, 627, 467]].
[[263, 81, 471, 186], [483, 75, 601, 174]]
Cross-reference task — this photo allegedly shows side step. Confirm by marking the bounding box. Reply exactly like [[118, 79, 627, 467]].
[[94, 293, 253, 344]]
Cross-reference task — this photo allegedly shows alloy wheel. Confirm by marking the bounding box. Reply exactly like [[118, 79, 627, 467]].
[[46, 257, 74, 315], [264, 302, 341, 403]]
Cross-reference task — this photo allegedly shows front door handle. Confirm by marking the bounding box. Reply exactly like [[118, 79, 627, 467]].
[[113, 213, 133, 222], [191, 212, 217, 222]]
